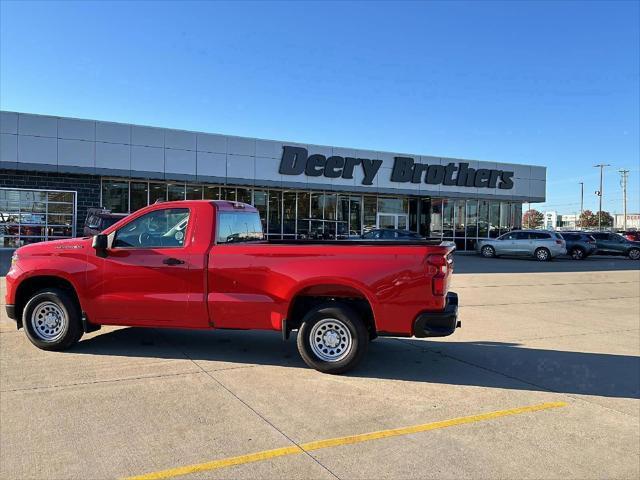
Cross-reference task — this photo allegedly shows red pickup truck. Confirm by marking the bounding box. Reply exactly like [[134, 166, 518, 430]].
[[5, 200, 459, 373]]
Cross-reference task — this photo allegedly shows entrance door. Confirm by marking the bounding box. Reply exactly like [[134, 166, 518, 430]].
[[376, 213, 409, 230]]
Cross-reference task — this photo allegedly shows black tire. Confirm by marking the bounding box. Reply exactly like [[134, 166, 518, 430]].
[[22, 288, 83, 351], [297, 303, 369, 374], [628, 248, 640, 261], [481, 245, 496, 258], [534, 247, 551, 262], [570, 247, 586, 260]]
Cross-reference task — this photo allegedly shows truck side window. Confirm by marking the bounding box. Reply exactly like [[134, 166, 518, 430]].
[[113, 208, 190, 248], [216, 212, 264, 244]]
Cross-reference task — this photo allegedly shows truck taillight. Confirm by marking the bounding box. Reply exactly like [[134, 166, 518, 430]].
[[427, 254, 450, 296], [555, 239, 563, 245]]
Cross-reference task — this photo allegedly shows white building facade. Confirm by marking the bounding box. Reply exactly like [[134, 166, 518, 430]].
[[1, 111, 547, 251]]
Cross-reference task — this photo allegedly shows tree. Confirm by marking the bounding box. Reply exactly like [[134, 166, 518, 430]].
[[522, 209, 544, 229], [577, 210, 598, 228], [578, 210, 613, 229], [597, 210, 614, 228]]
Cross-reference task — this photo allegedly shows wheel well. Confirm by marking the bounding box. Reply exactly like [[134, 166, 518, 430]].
[[287, 289, 376, 339], [14, 276, 81, 327]]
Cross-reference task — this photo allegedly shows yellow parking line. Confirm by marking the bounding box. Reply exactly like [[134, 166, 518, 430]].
[[123, 401, 567, 480]]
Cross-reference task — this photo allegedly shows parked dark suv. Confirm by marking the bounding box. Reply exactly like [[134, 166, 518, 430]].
[[83, 208, 127, 236], [559, 232, 597, 260], [589, 232, 640, 260]]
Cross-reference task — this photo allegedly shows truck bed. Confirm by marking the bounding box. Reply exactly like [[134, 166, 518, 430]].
[[268, 238, 449, 246]]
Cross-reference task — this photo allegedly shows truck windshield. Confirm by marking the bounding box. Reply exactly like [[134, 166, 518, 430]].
[[216, 212, 265, 244]]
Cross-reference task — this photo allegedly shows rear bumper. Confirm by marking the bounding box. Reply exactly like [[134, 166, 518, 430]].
[[5, 305, 16, 321], [413, 292, 460, 338]]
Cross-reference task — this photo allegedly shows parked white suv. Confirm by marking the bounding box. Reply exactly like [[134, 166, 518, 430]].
[[477, 230, 567, 261]]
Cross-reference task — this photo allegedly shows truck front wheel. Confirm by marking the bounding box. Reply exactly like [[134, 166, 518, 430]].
[[22, 288, 83, 351], [297, 303, 369, 374]]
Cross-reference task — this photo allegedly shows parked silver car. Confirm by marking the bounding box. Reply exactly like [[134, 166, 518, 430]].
[[477, 230, 567, 261]]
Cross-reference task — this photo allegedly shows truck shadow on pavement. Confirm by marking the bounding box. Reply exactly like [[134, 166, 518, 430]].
[[71, 327, 640, 400]]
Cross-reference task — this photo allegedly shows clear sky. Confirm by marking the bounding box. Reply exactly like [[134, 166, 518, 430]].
[[1, 0, 638, 215]]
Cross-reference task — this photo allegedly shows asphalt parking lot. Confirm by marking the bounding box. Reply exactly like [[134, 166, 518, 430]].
[[1, 255, 639, 480]]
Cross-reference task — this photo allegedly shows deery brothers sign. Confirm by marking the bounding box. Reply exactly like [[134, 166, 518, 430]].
[[279, 146, 514, 189]]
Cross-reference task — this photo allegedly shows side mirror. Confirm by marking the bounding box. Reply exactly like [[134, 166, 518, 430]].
[[92, 234, 108, 257]]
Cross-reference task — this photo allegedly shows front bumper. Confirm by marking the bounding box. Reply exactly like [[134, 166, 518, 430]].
[[5, 305, 16, 321], [413, 292, 460, 338]]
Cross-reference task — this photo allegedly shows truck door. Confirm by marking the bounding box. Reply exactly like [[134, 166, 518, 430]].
[[92, 207, 196, 326]]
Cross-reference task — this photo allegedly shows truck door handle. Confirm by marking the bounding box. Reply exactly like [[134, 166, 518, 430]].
[[163, 257, 185, 265]]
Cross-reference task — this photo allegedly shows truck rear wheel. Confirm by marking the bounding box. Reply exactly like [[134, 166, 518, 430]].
[[297, 303, 368, 374], [22, 288, 83, 351]]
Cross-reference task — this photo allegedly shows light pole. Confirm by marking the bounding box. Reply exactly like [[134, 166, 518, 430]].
[[619, 169, 629, 231], [594, 164, 610, 231]]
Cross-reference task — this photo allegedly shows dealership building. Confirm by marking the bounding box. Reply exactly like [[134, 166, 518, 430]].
[[0, 111, 546, 251]]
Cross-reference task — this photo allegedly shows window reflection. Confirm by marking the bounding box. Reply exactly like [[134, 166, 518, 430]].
[[0, 188, 76, 247]]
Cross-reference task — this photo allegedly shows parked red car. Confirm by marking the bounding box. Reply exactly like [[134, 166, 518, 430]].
[[5, 200, 459, 373], [623, 230, 640, 242]]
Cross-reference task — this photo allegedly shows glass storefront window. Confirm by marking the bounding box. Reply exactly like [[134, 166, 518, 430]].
[[454, 199, 465, 238], [466, 200, 478, 238], [430, 199, 443, 238], [500, 201, 511, 234], [48, 191, 73, 203], [204, 186, 220, 200], [222, 187, 236, 201], [268, 190, 282, 237], [363, 196, 376, 232], [337, 196, 349, 238], [442, 199, 454, 238], [102, 181, 128, 213], [311, 193, 323, 219], [349, 196, 362, 237], [378, 197, 407, 214], [478, 200, 489, 238], [97, 179, 520, 250], [409, 199, 417, 233], [131, 182, 148, 211], [149, 183, 167, 204], [1, 188, 76, 247], [323, 194, 337, 221], [297, 192, 310, 238], [489, 201, 500, 238], [283, 192, 296, 235], [466, 200, 478, 250], [167, 183, 185, 201], [253, 190, 268, 231], [237, 188, 251, 204], [512, 203, 523, 229], [186, 185, 203, 200]]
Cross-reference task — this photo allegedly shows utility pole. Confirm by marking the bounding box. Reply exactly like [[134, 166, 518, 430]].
[[619, 169, 629, 231], [579, 182, 584, 214], [594, 164, 610, 231]]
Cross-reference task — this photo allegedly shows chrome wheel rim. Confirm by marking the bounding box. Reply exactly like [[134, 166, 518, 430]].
[[31, 302, 66, 341], [630, 250, 640, 260], [537, 249, 549, 260], [309, 318, 353, 362], [482, 246, 493, 257], [572, 249, 583, 260]]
